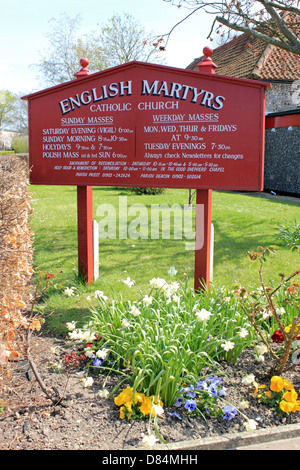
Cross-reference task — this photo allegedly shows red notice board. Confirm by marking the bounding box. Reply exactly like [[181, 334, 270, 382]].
[[23, 61, 269, 191]]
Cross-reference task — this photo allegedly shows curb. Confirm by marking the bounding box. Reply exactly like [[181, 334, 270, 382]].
[[139, 423, 300, 451]]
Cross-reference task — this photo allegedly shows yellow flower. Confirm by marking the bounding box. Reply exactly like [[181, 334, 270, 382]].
[[280, 400, 295, 413], [139, 396, 153, 416], [279, 386, 300, 413], [270, 376, 294, 393], [253, 381, 266, 396], [134, 391, 145, 403], [152, 395, 163, 407], [282, 379, 294, 391], [119, 406, 125, 419], [292, 401, 300, 412], [270, 376, 285, 393], [119, 401, 133, 419], [114, 387, 145, 407], [265, 391, 272, 399], [282, 388, 298, 403], [114, 387, 134, 406], [124, 401, 133, 412], [285, 325, 292, 333]]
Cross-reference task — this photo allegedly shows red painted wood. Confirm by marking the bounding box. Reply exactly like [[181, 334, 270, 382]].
[[77, 185, 94, 284], [23, 50, 269, 288], [75, 61, 94, 283], [23, 58, 268, 192], [193, 52, 214, 290], [265, 113, 300, 129], [197, 47, 217, 75], [194, 188, 212, 291]]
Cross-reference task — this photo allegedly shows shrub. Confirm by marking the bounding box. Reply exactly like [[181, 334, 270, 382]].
[[129, 187, 166, 195], [11, 135, 29, 154], [277, 219, 300, 252], [0, 155, 33, 364], [237, 245, 300, 375]]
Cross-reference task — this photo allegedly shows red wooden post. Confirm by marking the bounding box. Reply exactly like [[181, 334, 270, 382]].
[[77, 185, 94, 284], [75, 59, 94, 284], [194, 189, 212, 291], [194, 48, 217, 291]]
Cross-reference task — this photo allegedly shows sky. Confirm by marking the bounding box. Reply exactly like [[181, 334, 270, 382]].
[[0, 0, 215, 95]]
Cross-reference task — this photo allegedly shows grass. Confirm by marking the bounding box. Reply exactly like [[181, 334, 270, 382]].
[[29, 185, 300, 335]]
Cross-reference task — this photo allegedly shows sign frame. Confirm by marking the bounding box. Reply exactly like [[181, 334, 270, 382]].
[[23, 50, 270, 289]]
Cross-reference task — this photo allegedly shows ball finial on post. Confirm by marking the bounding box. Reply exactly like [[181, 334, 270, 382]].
[[74, 58, 90, 79], [197, 47, 217, 74]]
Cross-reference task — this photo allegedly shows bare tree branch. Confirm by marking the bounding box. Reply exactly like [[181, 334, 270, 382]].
[[158, 0, 300, 55], [216, 15, 300, 54]]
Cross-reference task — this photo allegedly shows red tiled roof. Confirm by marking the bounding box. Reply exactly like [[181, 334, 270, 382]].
[[187, 29, 300, 81]]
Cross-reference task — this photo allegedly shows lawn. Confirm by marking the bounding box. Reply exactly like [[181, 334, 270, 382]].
[[29, 185, 300, 334]]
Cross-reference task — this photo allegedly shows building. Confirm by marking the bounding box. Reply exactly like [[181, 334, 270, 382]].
[[187, 30, 300, 195]]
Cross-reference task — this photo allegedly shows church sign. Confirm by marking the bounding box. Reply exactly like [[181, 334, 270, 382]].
[[24, 59, 268, 191], [23, 54, 270, 289]]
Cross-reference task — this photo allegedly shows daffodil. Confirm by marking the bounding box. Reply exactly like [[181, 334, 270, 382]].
[[94, 290, 108, 301], [65, 321, 76, 331], [238, 328, 249, 338], [142, 434, 158, 446], [64, 287, 75, 296], [195, 308, 212, 322], [98, 388, 109, 398], [81, 376, 94, 387], [167, 266, 178, 276], [151, 404, 164, 417], [238, 400, 250, 410], [142, 295, 153, 306], [244, 419, 257, 431], [130, 305, 141, 316], [123, 277, 135, 288], [221, 340, 235, 352], [149, 277, 166, 289], [242, 373, 255, 385]]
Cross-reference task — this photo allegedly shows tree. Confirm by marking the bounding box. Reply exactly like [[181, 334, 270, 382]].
[[0, 90, 18, 129], [95, 12, 162, 68], [12, 93, 28, 135], [32, 12, 163, 87], [32, 14, 95, 85], [158, 0, 300, 54]]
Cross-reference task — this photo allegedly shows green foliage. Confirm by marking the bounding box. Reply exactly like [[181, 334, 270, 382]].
[[0, 90, 18, 128], [82, 274, 255, 406], [237, 245, 300, 375], [29, 186, 300, 335], [277, 219, 300, 252], [11, 135, 28, 153], [129, 187, 167, 195]]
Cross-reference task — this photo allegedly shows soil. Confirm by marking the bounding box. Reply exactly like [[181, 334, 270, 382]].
[[1, 333, 300, 451]]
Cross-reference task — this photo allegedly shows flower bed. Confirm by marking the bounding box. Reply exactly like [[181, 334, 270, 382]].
[[62, 260, 300, 445]]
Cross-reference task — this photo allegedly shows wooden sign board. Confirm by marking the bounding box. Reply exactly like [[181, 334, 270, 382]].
[[23, 61, 268, 191]]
